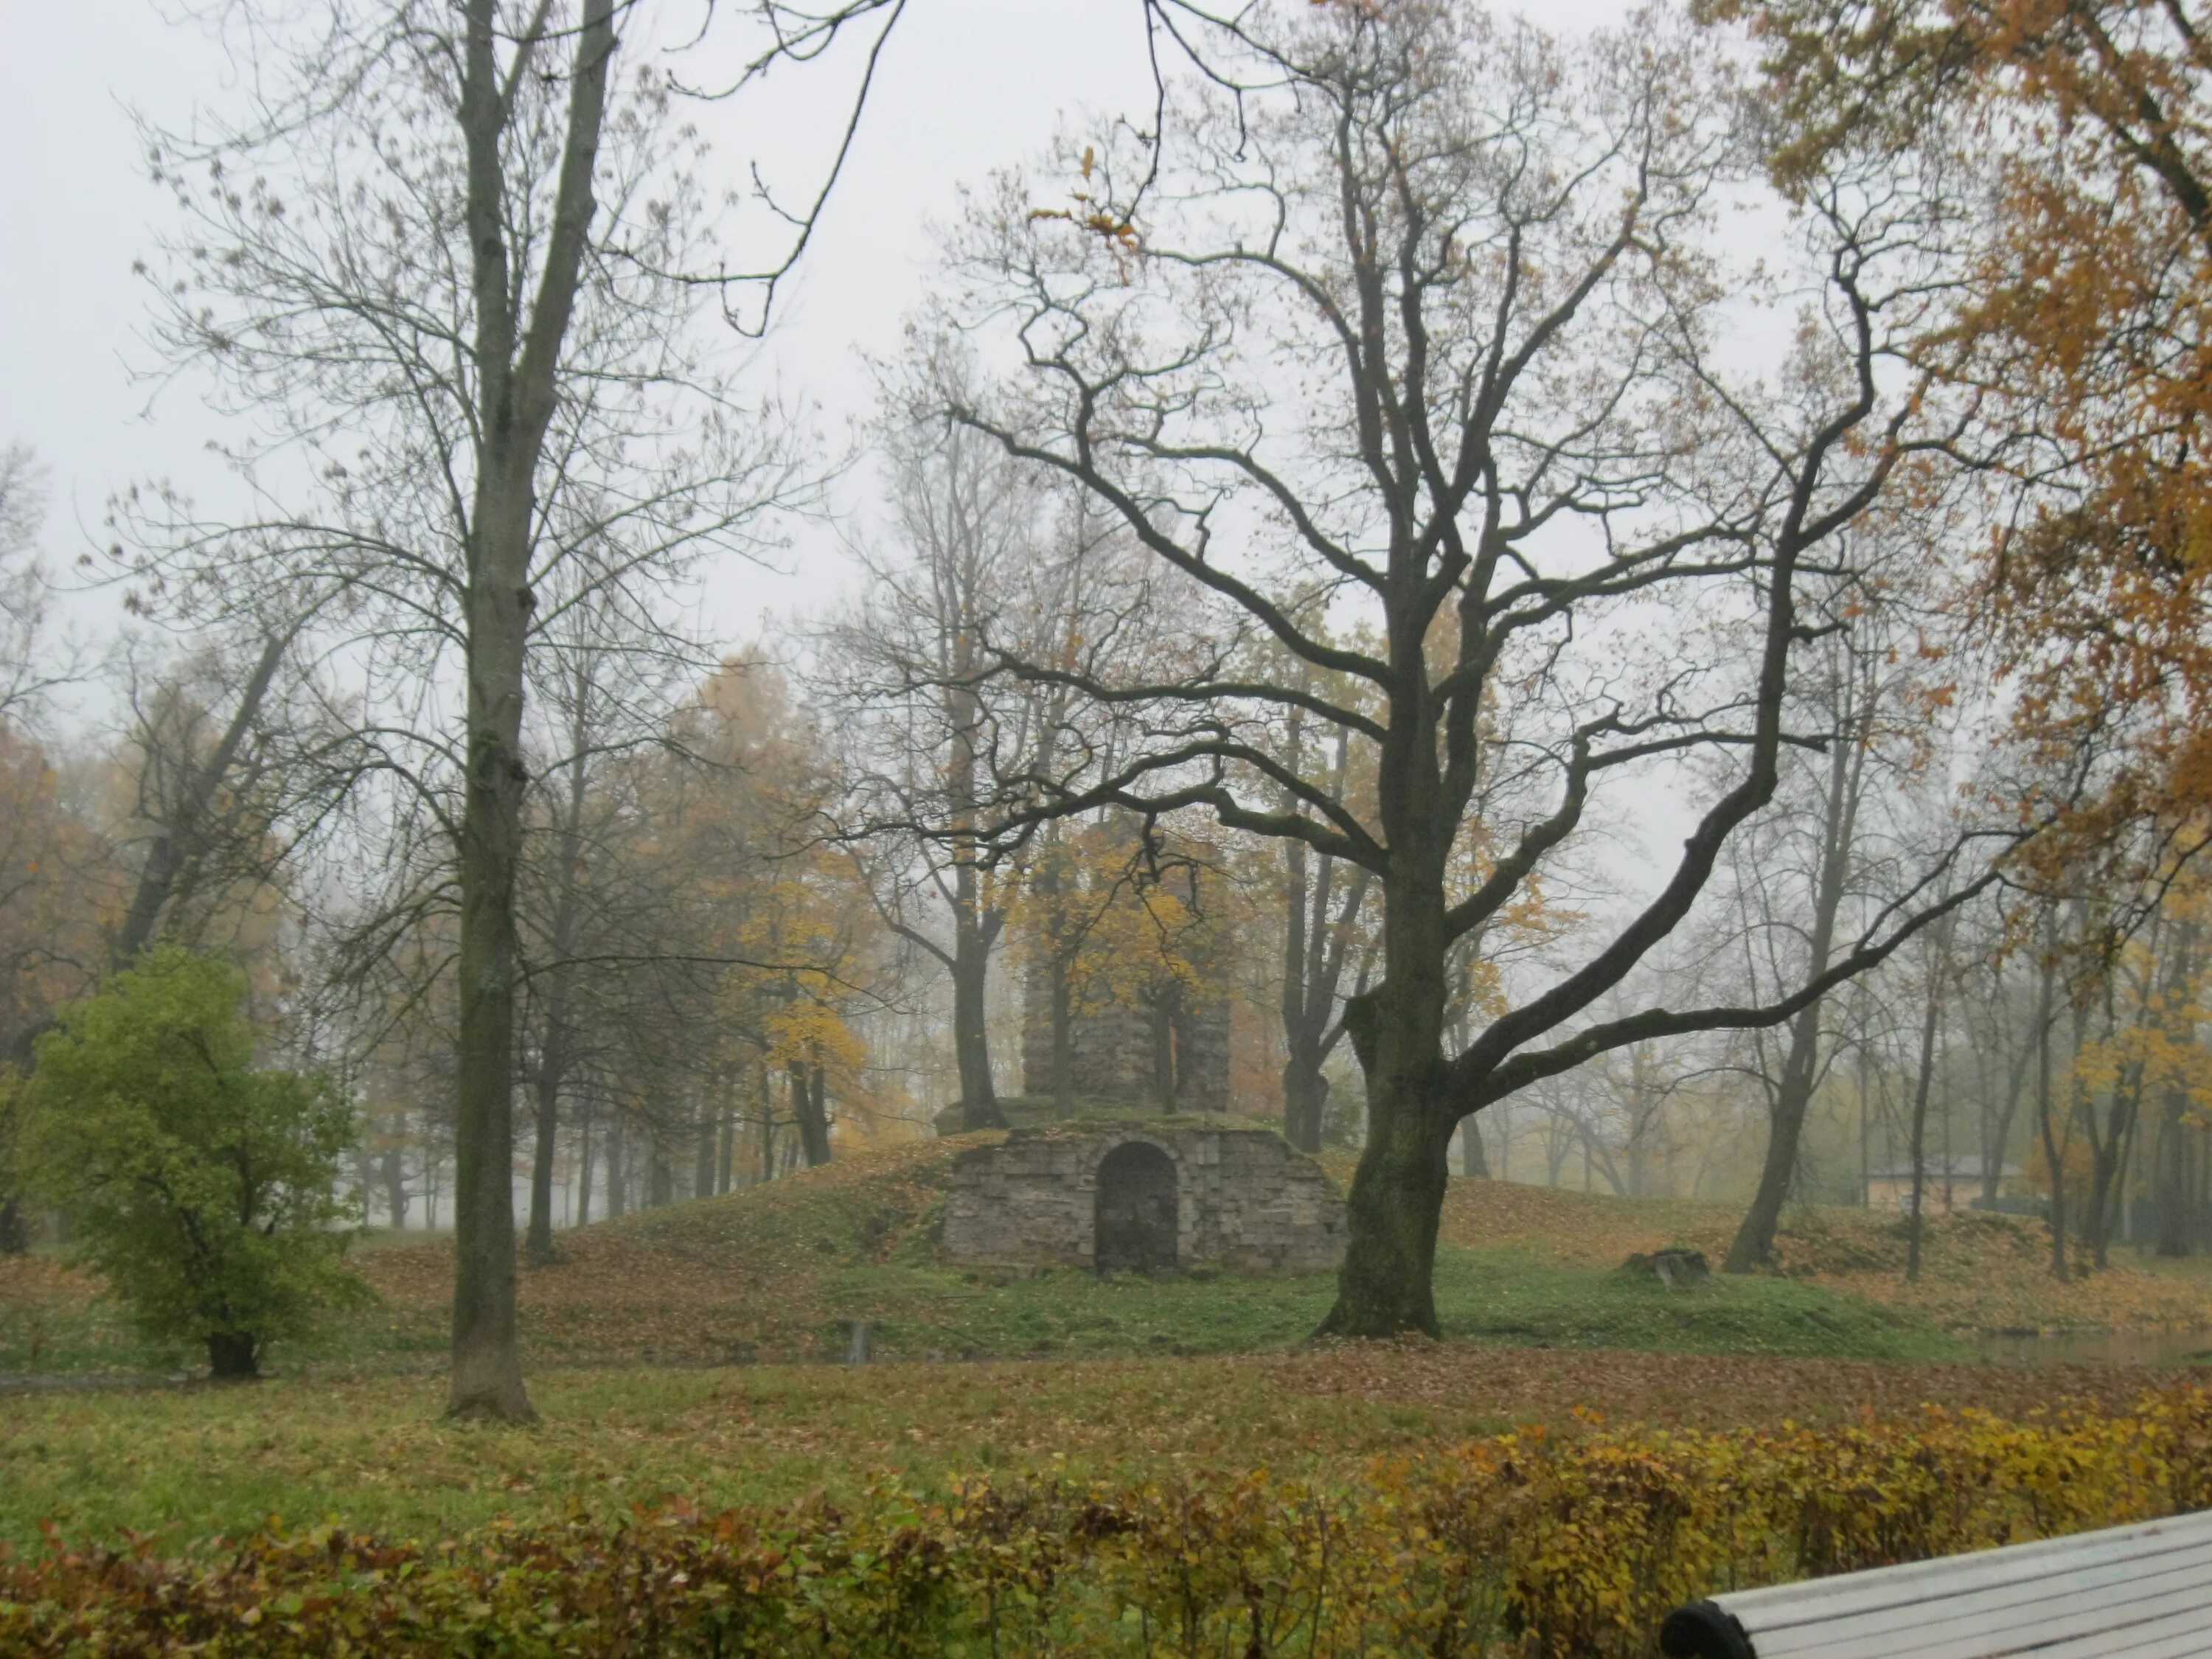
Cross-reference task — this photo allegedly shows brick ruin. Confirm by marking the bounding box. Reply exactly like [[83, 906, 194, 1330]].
[[1018, 981, 1233, 1112], [940, 1126, 1347, 1275]]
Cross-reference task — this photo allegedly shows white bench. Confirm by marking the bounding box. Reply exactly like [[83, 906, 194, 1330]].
[[1659, 1508, 2212, 1658]]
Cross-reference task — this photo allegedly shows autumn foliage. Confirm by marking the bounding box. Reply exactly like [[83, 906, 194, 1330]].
[[8, 1385, 2212, 1657]]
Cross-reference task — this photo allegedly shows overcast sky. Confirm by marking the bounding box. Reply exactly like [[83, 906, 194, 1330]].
[[0, 0, 1623, 673]]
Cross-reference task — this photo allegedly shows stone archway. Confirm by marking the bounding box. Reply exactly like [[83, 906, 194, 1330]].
[[1094, 1141, 1178, 1271]]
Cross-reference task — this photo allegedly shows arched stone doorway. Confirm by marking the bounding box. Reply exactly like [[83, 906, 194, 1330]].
[[1094, 1141, 1178, 1271]]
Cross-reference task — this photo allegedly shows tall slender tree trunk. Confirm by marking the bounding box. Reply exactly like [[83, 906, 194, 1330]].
[[2034, 923, 2070, 1282], [1279, 723, 1365, 1156], [1982, 1029, 2031, 1208], [604, 1116, 626, 1221], [1727, 673, 1870, 1272], [692, 1097, 717, 1197], [526, 1057, 562, 1264], [1904, 936, 1947, 1284], [446, 0, 616, 1424], [717, 1073, 736, 1194], [574, 1099, 594, 1228], [526, 664, 594, 1265]]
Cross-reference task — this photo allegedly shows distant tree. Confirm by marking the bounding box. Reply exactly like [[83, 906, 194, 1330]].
[[0, 445, 78, 729], [1707, 0, 2212, 908], [15, 948, 365, 1378]]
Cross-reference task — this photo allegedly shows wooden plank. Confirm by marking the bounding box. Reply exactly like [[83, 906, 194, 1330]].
[[1719, 1511, 2212, 1630], [1758, 1578, 2212, 1659], [1752, 1542, 2212, 1658], [2031, 1601, 2212, 1659]]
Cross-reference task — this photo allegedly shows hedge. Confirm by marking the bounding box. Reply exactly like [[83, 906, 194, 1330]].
[[7, 1386, 2211, 1657]]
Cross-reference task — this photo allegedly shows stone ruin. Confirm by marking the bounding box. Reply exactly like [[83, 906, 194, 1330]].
[[1009, 818, 1237, 1114], [940, 1125, 1346, 1275], [1018, 945, 1233, 1114]]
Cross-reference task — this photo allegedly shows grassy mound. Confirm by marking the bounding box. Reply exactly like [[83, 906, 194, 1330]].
[[6, 1130, 1980, 1376]]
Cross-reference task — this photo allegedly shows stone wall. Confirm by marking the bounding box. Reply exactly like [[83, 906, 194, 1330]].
[[1018, 984, 1233, 1112], [940, 1127, 1346, 1274]]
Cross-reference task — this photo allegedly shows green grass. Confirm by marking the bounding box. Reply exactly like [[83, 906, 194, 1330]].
[[0, 1358, 1525, 1553], [818, 1245, 1968, 1365], [1435, 1246, 1969, 1361], [0, 1128, 2003, 1382], [1, 1248, 1967, 1380]]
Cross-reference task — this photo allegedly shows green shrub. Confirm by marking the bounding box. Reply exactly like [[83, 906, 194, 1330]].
[[15, 948, 366, 1377]]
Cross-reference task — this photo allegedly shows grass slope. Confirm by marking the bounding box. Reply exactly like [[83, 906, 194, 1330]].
[[6, 1132, 1975, 1377]]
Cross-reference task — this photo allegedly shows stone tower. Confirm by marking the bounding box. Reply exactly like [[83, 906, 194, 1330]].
[[1019, 972, 1232, 1111], [1016, 831, 1234, 1112]]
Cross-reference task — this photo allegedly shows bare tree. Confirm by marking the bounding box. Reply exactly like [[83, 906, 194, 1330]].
[[119, 1, 894, 1419], [0, 448, 78, 729], [1717, 554, 1937, 1269], [821, 406, 1052, 1129], [941, 1, 2009, 1335]]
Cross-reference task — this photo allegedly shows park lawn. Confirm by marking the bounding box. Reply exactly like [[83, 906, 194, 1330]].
[[0, 1343, 2179, 1555], [1, 1238, 1966, 1378], [8, 1128, 2209, 1384]]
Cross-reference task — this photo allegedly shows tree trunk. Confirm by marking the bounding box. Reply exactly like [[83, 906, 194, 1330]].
[[207, 1331, 258, 1380], [448, 471, 537, 1418], [2034, 933, 2070, 1282], [693, 1097, 718, 1198], [2086, 1065, 2141, 1272], [1318, 860, 1451, 1339], [1459, 1116, 1488, 1178], [791, 1057, 832, 1167], [526, 1060, 561, 1265], [380, 1144, 408, 1231], [604, 1116, 626, 1220], [1905, 954, 1943, 1284], [950, 929, 1006, 1130], [445, 0, 616, 1425], [1726, 676, 1869, 1273], [1319, 1084, 1451, 1338], [1982, 1029, 2031, 1209], [1278, 731, 1367, 1158], [1728, 1008, 1820, 1273], [1281, 1058, 1327, 1155], [575, 1099, 594, 1228]]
